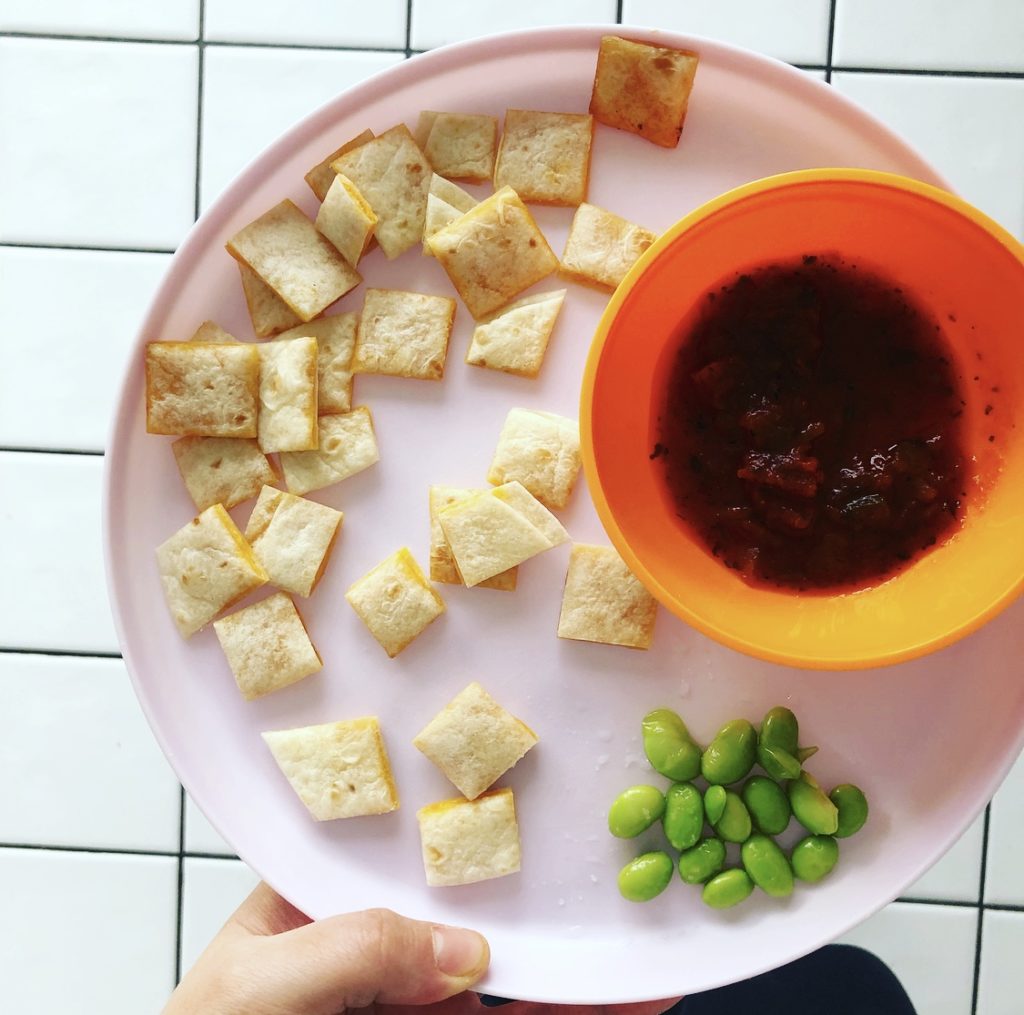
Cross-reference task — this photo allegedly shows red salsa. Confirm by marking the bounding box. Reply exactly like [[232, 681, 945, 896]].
[[655, 256, 967, 591]]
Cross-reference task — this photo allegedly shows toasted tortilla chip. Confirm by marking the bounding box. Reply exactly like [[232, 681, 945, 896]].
[[465, 289, 566, 377], [423, 174, 477, 253], [188, 320, 238, 344], [354, 288, 456, 380], [417, 788, 521, 887], [489, 480, 570, 546], [214, 592, 322, 700], [226, 199, 362, 322], [263, 716, 399, 820], [172, 436, 277, 512], [557, 543, 658, 649], [315, 173, 378, 266], [417, 111, 498, 183], [280, 407, 379, 496], [560, 202, 657, 291], [245, 486, 343, 598], [276, 313, 357, 415], [330, 124, 431, 259], [146, 341, 260, 438], [345, 547, 445, 658], [304, 128, 375, 203], [494, 109, 594, 206], [426, 186, 558, 320], [487, 408, 581, 510], [237, 261, 303, 338], [413, 682, 538, 800], [257, 335, 319, 453], [429, 486, 518, 590], [589, 35, 699, 148]]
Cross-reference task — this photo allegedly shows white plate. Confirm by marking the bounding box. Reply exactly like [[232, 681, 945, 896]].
[[104, 25, 1024, 1003]]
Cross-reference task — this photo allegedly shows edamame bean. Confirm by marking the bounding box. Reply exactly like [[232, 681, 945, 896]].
[[618, 851, 674, 902], [713, 790, 752, 844], [760, 706, 799, 755], [704, 784, 727, 825], [608, 785, 666, 838], [741, 833, 794, 897], [701, 718, 757, 785], [830, 784, 869, 838], [702, 868, 754, 909], [663, 782, 704, 851], [791, 835, 839, 883], [678, 837, 727, 884], [797, 745, 819, 764], [742, 775, 792, 835], [757, 743, 802, 781], [642, 708, 703, 782], [789, 772, 839, 835]]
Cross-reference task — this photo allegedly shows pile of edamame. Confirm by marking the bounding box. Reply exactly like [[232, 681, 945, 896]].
[[611, 706, 868, 908]]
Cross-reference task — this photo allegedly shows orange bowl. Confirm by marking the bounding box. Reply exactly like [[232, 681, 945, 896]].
[[581, 169, 1024, 670]]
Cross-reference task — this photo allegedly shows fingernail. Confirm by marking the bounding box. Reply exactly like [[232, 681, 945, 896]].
[[432, 925, 489, 979]]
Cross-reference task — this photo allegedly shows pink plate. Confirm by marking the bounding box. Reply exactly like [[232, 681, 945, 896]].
[[104, 25, 1024, 1003]]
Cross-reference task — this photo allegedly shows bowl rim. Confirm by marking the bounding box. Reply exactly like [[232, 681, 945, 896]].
[[580, 168, 1024, 670]]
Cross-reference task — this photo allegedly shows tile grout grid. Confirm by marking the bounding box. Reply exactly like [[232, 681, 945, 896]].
[[2, 4, 1021, 1011]]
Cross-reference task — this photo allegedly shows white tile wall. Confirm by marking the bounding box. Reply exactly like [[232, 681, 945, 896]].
[[4, 3, 1023, 1013]]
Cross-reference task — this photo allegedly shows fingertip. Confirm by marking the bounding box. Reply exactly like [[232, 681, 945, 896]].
[[432, 925, 491, 983]]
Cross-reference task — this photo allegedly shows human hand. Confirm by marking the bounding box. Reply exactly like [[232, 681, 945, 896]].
[[165, 882, 681, 1015]]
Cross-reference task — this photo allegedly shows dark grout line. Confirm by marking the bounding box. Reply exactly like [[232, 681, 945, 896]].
[[175, 786, 187, 984], [0, 240, 175, 255], [194, 0, 206, 222], [0, 30, 198, 45], [832, 65, 1024, 79], [0, 446, 102, 456], [825, 0, 837, 83], [0, 646, 122, 660], [405, 0, 413, 58], [895, 895, 979, 909], [206, 39, 408, 54], [616, 0, 624, 24], [971, 804, 993, 1014], [0, 841, 174, 857]]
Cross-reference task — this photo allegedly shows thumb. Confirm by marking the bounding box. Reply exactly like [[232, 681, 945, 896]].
[[243, 907, 490, 1013]]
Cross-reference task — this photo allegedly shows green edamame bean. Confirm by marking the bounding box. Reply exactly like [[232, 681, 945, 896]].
[[678, 837, 727, 884], [797, 745, 819, 764], [618, 851, 674, 902], [760, 706, 799, 755], [608, 785, 666, 838], [702, 868, 754, 909], [642, 708, 702, 782], [742, 775, 792, 836], [791, 835, 839, 883], [713, 790, 752, 843], [704, 784, 727, 825], [741, 833, 794, 897], [663, 782, 704, 851], [789, 772, 839, 835], [830, 784, 869, 838], [757, 743, 802, 781], [701, 719, 757, 785]]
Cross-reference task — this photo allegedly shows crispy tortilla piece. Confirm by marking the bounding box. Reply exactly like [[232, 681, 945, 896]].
[[417, 111, 498, 182], [172, 436, 277, 512], [257, 335, 319, 453], [354, 288, 456, 380], [279, 407, 379, 496], [465, 289, 566, 378], [304, 128, 375, 203], [422, 173, 477, 254], [487, 408, 581, 510], [429, 486, 518, 590], [315, 173, 378, 266], [275, 313, 357, 415], [559, 202, 657, 291], [237, 261, 303, 338]]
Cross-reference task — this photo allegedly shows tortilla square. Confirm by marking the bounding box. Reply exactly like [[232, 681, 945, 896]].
[[417, 788, 521, 887], [489, 480, 570, 546], [226, 199, 362, 321], [280, 407, 379, 496], [330, 124, 431, 260], [172, 436, 277, 512], [345, 548, 445, 658], [426, 186, 558, 320], [237, 261, 303, 338], [263, 716, 399, 820], [413, 682, 538, 800], [257, 335, 319, 453], [557, 543, 658, 650], [423, 174, 477, 253], [245, 486, 343, 598], [304, 128, 375, 203], [276, 313, 357, 415], [560, 202, 657, 291], [145, 341, 260, 438], [214, 592, 322, 700], [354, 288, 456, 380], [487, 408, 581, 510], [589, 35, 699, 149], [493, 109, 594, 206], [188, 320, 238, 344], [155, 504, 268, 638], [315, 173, 378, 266], [465, 289, 566, 378], [417, 111, 498, 183], [429, 486, 518, 591]]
